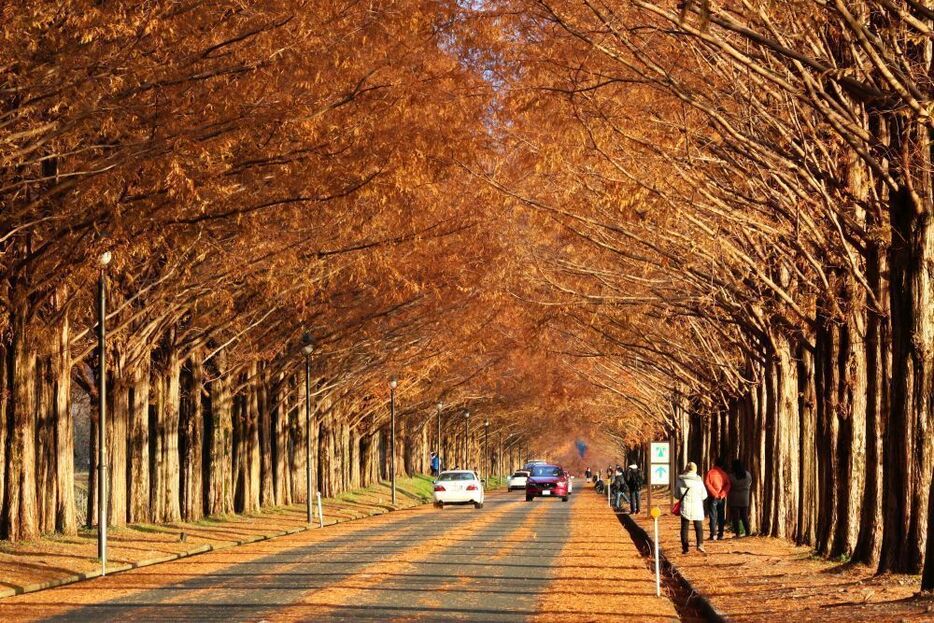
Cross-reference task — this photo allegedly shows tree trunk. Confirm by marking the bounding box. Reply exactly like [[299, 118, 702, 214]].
[[288, 376, 306, 505], [107, 374, 129, 526], [854, 244, 889, 566], [832, 289, 867, 559], [797, 341, 817, 546], [6, 313, 39, 541], [273, 373, 290, 506], [180, 351, 203, 521], [155, 342, 182, 523], [36, 353, 56, 534], [206, 352, 234, 516], [127, 355, 150, 524], [257, 364, 274, 508]]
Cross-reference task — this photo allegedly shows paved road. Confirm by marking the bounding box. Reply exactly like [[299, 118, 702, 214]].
[[0, 490, 679, 622]]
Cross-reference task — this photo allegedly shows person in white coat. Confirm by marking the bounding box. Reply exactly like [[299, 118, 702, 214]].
[[676, 462, 708, 554]]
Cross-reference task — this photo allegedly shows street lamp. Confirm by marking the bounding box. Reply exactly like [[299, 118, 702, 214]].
[[436, 401, 443, 473], [389, 377, 398, 506], [464, 411, 470, 469], [97, 250, 111, 576], [302, 332, 314, 523]]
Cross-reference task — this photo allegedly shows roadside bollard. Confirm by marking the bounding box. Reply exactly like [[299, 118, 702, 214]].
[[651, 506, 661, 597], [316, 491, 324, 528]]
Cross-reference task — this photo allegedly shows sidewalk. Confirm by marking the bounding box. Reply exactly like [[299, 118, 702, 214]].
[[531, 487, 680, 622], [0, 475, 434, 599], [627, 509, 933, 622]]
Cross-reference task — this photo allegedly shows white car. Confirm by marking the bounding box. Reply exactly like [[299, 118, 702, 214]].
[[507, 470, 530, 491], [433, 470, 485, 509]]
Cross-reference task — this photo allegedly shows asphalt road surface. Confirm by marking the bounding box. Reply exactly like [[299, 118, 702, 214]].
[[0, 490, 680, 622]]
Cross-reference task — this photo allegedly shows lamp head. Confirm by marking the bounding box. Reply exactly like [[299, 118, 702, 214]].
[[99, 251, 112, 267], [436, 401, 443, 412], [485, 420, 489, 427], [389, 377, 398, 390], [301, 332, 314, 355], [465, 411, 470, 419]]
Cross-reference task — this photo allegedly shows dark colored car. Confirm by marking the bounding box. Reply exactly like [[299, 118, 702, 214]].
[[525, 463, 569, 502]]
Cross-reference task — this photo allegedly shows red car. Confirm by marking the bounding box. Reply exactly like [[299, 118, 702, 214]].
[[525, 464, 569, 502]]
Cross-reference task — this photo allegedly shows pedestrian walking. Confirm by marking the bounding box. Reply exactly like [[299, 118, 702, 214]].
[[585, 467, 592, 480], [612, 467, 629, 510], [704, 457, 731, 541], [625, 463, 643, 513], [728, 459, 752, 538], [430, 452, 440, 477], [676, 462, 708, 554]]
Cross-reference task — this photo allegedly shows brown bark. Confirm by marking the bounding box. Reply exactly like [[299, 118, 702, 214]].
[[107, 374, 129, 526], [0, 343, 6, 539], [6, 313, 39, 541], [180, 351, 203, 521], [206, 351, 234, 516], [273, 374, 290, 506], [815, 313, 840, 555], [153, 340, 182, 523], [854, 243, 888, 565], [832, 291, 867, 559], [127, 355, 150, 524], [288, 376, 307, 504], [796, 341, 817, 546], [882, 159, 934, 575], [36, 353, 56, 534]]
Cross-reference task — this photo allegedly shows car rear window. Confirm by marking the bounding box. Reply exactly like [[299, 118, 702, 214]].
[[438, 472, 476, 481], [531, 465, 561, 477], [512, 471, 528, 477]]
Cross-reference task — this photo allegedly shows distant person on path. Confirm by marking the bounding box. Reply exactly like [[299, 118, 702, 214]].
[[430, 452, 440, 477], [704, 457, 731, 541], [728, 459, 752, 538], [677, 462, 708, 554], [612, 467, 629, 510], [585, 467, 592, 480], [626, 463, 643, 514]]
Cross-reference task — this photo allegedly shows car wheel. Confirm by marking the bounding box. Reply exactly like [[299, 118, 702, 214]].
[[562, 496, 569, 502], [526, 495, 533, 502], [438, 502, 444, 509], [474, 502, 484, 509]]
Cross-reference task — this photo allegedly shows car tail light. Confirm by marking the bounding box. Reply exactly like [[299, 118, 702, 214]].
[[466, 484, 478, 491], [434, 485, 446, 492]]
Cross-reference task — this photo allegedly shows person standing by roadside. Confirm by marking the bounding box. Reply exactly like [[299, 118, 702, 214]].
[[612, 467, 629, 510], [430, 452, 440, 478], [625, 463, 643, 514], [728, 459, 752, 537], [677, 462, 708, 554], [704, 457, 731, 541]]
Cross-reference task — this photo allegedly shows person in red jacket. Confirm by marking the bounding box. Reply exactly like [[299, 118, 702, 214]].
[[704, 457, 732, 541]]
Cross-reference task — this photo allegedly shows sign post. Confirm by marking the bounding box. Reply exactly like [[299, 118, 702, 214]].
[[649, 440, 671, 518], [651, 506, 661, 597]]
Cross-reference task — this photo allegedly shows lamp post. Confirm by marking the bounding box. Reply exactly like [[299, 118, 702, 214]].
[[464, 411, 470, 469], [302, 333, 314, 523], [484, 420, 489, 483], [97, 250, 111, 576], [389, 377, 398, 506], [436, 401, 443, 472]]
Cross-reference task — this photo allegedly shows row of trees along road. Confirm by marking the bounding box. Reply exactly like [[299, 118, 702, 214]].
[[0, 2, 546, 543], [2, 0, 934, 594], [491, 0, 934, 590]]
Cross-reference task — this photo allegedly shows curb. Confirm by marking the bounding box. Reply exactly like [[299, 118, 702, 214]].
[[620, 513, 730, 623], [0, 498, 428, 601]]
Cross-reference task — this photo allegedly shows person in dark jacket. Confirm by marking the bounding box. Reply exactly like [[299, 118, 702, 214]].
[[612, 468, 629, 510], [728, 459, 752, 537], [625, 464, 643, 513]]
